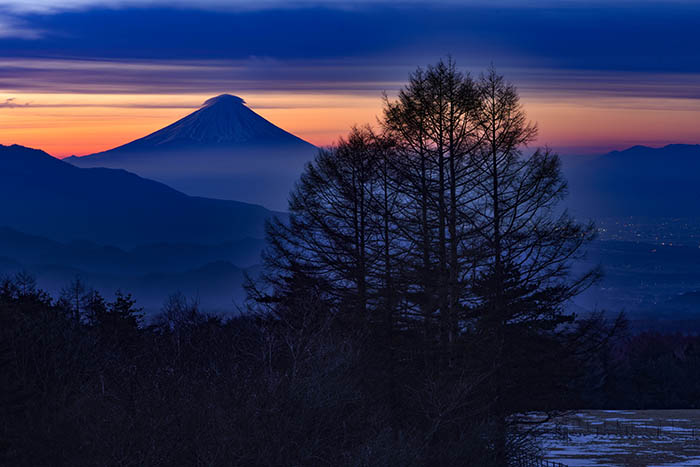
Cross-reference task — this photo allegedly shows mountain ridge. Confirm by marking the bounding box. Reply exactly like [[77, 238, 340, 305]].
[[0, 143, 280, 248], [564, 143, 700, 218]]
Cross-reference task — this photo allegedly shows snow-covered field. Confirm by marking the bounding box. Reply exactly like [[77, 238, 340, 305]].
[[530, 410, 700, 466]]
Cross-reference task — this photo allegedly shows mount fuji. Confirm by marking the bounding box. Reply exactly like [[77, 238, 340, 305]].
[[65, 94, 317, 210]]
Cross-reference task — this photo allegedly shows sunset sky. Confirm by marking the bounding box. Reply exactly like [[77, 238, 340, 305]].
[[1, 0, 699, 157]]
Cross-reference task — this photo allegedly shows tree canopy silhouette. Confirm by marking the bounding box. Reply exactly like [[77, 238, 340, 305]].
[[252, 59, 613, 463]]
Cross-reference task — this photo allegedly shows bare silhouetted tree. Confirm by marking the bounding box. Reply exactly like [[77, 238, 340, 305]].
[[254, 59, 606, 463]]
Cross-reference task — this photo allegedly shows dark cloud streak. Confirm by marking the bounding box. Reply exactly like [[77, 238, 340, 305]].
[[1, 58, 700, 104]]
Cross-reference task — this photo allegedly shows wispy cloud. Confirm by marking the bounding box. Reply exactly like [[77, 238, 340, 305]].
[[0, 1, 539, 14], [0, 16, 42, 39], [0, 97, 30, 107], [0, 0, 456, 14], [1, 57, 700, 104], [3, 0, 694, 14], [0, 97, 199, 109], [0, 57, 403, 95]]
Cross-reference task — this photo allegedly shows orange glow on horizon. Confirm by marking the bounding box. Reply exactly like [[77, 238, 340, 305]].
[[1, 91, 699, 157], [0, 92, 384, 157]]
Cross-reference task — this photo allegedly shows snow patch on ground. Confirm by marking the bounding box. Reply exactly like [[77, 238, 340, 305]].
[[524, 410, 700, 466]]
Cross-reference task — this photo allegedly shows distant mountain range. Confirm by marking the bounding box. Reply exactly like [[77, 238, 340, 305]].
[[65, 94, 317, 210], [3, 119, 700, 318], [564, 144, 700, 218], [0, 143, 279, 248]]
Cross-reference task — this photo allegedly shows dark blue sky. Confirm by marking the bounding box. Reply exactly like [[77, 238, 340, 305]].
[[2, 2, 700, 71], [1, 1, 699, 155]]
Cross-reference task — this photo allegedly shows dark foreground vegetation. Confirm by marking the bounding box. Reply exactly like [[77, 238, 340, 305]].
[[597, 331, 700, 410], [3, 60, 691, 466], [0, 273, 619, 466], [4, 273, 698, 466]]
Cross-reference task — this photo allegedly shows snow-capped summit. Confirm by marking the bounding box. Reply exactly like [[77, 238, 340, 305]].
[[65, 94, 317, 209], [203, 94, 245, 106]]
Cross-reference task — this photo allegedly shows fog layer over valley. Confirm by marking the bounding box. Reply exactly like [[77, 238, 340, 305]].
[[0, 226, 265, 313], [0, 142, 277, 314]]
